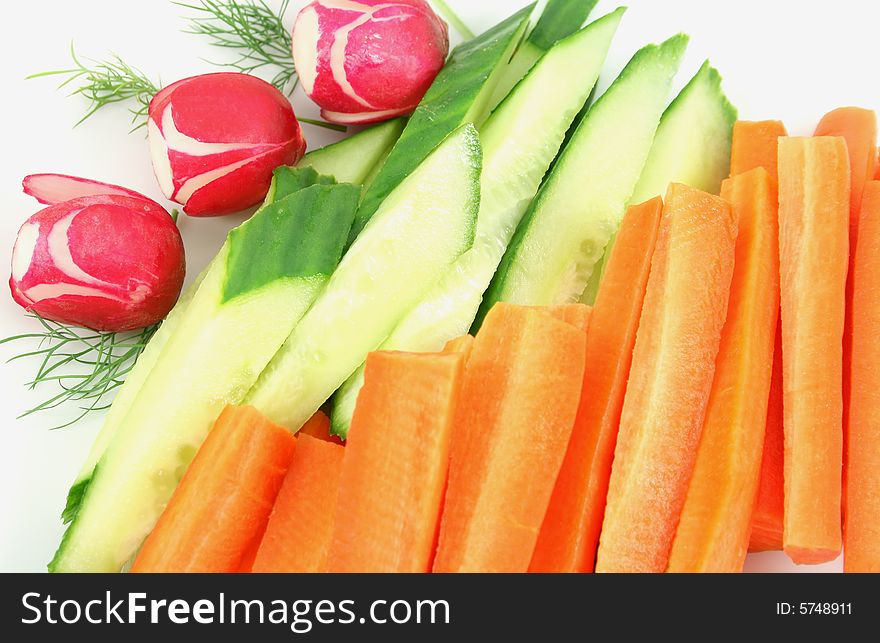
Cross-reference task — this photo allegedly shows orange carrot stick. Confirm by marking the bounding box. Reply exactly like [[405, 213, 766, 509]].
[[131, 405, 296, 573], [529, 304, 593, 331], [299, 410, 343, 445], [433, 303, 585, 573], [815, 108, 877, 476], [326, 350, 465, 573], [667, 169, 779, 572], [530, 197, 663, 573], [250, 434, 344, 573], [729, 118, 789, 552], [595, 184, 736, 573], [777, 136, 849, 565], [730, 120, 788, 179], [442, 334, 474, 357], [749, 326, 785, 552], [845, 181, 880, 572]]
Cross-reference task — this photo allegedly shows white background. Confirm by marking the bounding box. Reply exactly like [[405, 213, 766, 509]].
[[1, 0, 877, 573]]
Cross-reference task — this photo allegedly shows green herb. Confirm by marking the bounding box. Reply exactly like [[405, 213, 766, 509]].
[[175, 0, 345, 131], [432, 0, 475, 40], [27, 43, 159, 131], [0, 314, 158, 429], [176, 0, 295, 91]]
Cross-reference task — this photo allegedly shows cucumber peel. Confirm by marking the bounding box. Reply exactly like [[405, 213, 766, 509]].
[[246, 124, 483, 432], [349, 4, 534, 243]]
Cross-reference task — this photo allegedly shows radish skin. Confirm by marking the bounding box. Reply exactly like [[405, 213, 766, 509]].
[[292, 1, 449, 124], [147, 73, 306, 216]]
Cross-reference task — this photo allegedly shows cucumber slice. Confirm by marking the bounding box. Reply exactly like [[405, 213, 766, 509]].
[[349, 4, 533, 243], [246, 124, 482, 431], [298, 118, 406, 185], [50, 177, 358, 572], [476, 34, 688, 323], [630, 61, 736, 203], [488, 0, 600, 111], [581, 61, 736, 304], [330, 8, 626, 437]]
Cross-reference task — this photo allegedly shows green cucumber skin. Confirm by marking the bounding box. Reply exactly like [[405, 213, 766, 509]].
[[50, 182, 357, 573], [348, 4, 534, 244], [476, 34, 689, 328], [329, 10, 625, 438], [297, 118, 406, 185], [581, 61, 736, 304], [489, 0, 601, 112], [246, 125, 483, 432]]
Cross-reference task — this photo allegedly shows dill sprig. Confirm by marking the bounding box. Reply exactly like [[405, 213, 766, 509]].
[[27, 43, 160, 131], [0, 314, 158, 429], [176, 0, 296, 92], [176, 0, 346, 132]]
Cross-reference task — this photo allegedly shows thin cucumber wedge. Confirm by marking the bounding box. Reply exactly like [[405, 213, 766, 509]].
[[630, 61, 736, 203], [246, 124, 482, 431], [349, 4, 533, 243], [330, 8, 626, 437], [488, 0, 600, 111], [581, 61, 736, 304], [50, 174, 358, 573], [297, 118, 406, 185], [476, 34, 689, 325]]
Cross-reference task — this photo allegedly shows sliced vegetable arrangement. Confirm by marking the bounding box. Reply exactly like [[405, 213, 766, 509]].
[[5, 0, 880, 575]]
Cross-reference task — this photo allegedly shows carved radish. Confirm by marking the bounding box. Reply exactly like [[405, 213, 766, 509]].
[[292, 0, 449, 125], [10, 174, 185, 331], [147, 72, 306, 217]]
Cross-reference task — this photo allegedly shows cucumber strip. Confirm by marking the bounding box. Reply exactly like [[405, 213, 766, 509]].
[[488, 0, 600, 111], [349, 4, 533, 243], [476, 34, 689, 324], [580, 61, 736, 304], [50, 177, 358, 573], [246, 124, 482, 431], [629, 60, 737, 203], [297, 118, 406, 185], [330, 8, 626, 437]]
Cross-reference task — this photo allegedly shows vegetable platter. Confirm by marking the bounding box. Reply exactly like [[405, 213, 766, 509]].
[[2, 0, 879, 573]]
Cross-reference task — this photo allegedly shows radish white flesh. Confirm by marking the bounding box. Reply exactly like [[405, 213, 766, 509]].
[[22, 174, 160, 207]]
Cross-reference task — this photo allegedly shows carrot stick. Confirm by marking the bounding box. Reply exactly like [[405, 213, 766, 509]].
[[530, 197, 663, 573], [595, 184, 736, 573], [749, 325, 785, 552], [529, 304, 593, 331], [299, 410, 343, 445], [250, 434, 344, 572], [815, 108, 878, 478], [326, 350, 465, 573], [442, 334, 474, 357], [845, 181, 880, 572], [730, 120, 788, 179], [667, 169, 779, 572], [777, 136, 849, 565], [433, 303, 585, 573], [131, 405, 296, 573]]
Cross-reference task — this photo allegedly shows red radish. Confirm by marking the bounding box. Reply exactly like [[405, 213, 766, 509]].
[[147, 72, 306, 216], [292, 0, 449, 125], [10, 176, 185, 331]]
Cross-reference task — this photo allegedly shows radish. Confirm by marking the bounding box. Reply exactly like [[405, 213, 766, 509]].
[[147, 72, 306, 217], [292, 0, 449, 125], [10, 175, 185, 331]]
